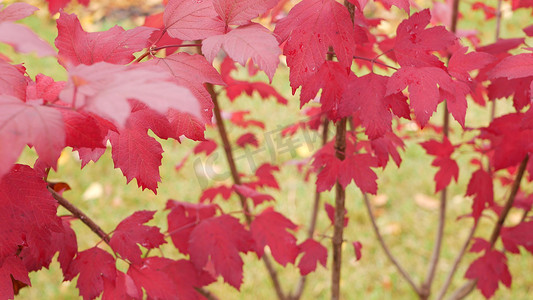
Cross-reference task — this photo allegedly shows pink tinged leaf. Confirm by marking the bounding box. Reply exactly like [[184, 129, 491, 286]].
[[394, 9, 456, 68], [487, 53, 533, 80], [465, 250, 511, 298], [26, 74, 65, 103], [202, 24, 280, 81], [376, 0, 410, 12], [109, 211, 166, 265], [0, 59, 27, 100], [234, 184, 274, 206], [188, 215, 253, 289], [476, 38, 525, 55], [76, 147, 106, 168], [0, 256, 30, 300], [274, 0, 356, 92], [501, 221, 533, 254], [67, 247, 116, 300], [60, 62, 200, 127], [297, 239, 327, 276], [386, 66, 454, 127], [339, 73, 393, 139], [108, 127, 163, 193], [166, 200, 218, 254], [164, 0, 225, 40], [353, 241, 363, 261], [339, 154, 379, 194], [524, 24, 533, 36], [466, 169, 494, 221], [0, 22, 55, 57], [212, 0, 279, 25], [55, 12, 154, 66], [324, 203, 348, 227], [46, 0, 89, 15], [236, 132, 258, 148], [448, 47, 495, 82], [0, 3, 38, 22], [0, 96, 65, 178], [250, 208, 299, 266]]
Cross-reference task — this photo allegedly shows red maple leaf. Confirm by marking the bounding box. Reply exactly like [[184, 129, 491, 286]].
[[375, 0, 410, 12], [393, 9, 456, 68], [250, 208, 299, 266], [0, 96, 65, 178], [188, 215, 253, 289], [236, 132, 259, 148], [465, 249, 511, 298], [26, 74, 65, 103], [472, 2, 497, 20], [297, 239, 327, 276], [0, 256, 30, 300], [109, 211, 166, 265], [212, 0, 279, 26], [225, 79, 288, 105], [250, 163, 280, 190], [466, 169, 494, 221], [501, 221, 533, 254], [324, 203, 348, 227], [420, 138, 459, 192], [166, 200, 218, 254], [194, 139, 218, 156], [202, 24, 281, 80], [0, 60, 27, 101], [370, 132, 405, 168], [448, 46, 495, 82], [55, 12, 154, 66], [353, 241, 363, 261], [199, 185, 233, 203], [102, 270, 142, 300], [66, 247, 116, 300], [45, 0, 89, 15], [488, 52, 533, 80], [274, 0, 356, 92], [60, 62, 200, 127]]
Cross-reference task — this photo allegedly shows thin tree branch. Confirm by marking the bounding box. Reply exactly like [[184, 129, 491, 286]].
[[291, 117, 329, 300], [363, 193, 421, 294], [490, 0, 503, 122], [207, 83, 286, 300], [436, 222, 478, 300], [447, 155, 530, 300]]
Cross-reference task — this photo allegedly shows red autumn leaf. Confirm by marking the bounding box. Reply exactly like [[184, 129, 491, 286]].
[[501, 221, 533, 254], [393, 9, 456, 68], [466, 169, 494, 221], [26, 74, 65, 103], [472, 2, 497, 20], [300, 61, 350, 120], [202, 24, 280, 81], [421, 138, 458, 192], [488, 53, 533, 80], [229, 110, 265, 129], [386, 66, 455, 126], [252, 163, 280, 190], [274, 0, 356, 92], [324, 203, 348, 227], [102, 270, 142, 300], [200, 185, 234, 203], [476, 38, 524, 55], [375, 0, 410, 12], [236, 133, 259, 148], [67, 247, 116, 300], [109, 211, 166, 265], [297, 239, 327, 276], [52, 219, 78, 278], [212, 0, 279, 25], [0, 95, 65, 178], [339, 73, 395, 139], [55, 12, 154, 66], [353, 241, 363, 261], [189, 215, 253, 289], [250, 208, 299, 266], [164, 0, 225, 40], [479, 113, 533, 170], [314, 154, 341, 193], [0, 60, 27, 100], [524, 24, 533, 36], [225, 80, 288, 105], [61, 110, 108, 150], [234, 184, 274, 206], [194, 139, 218, 156], [60, 62, 200, 127], [0, 22, 55, 57], [448, 46, 495, 82], [465, 249, 511, 298], [338, 153, 379, 194], [370, 132, 405, 168], [166, 200, 218, 254], [0, 256, 30, 300]]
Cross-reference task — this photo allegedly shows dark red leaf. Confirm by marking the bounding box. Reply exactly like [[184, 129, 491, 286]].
[[501, 221, 533, 254], [466, 169, 494, 221], [297, 239, 327, 276], [324, 203, 348, 227], [236, 133, 259, 148], [353, 241, 363, 261], [465, 250, 511, 298], [67, 247, 116, 300]]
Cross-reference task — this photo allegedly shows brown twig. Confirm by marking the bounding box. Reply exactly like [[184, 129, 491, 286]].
[[362, 193, 421, 294], [490, 0, 503, 122]]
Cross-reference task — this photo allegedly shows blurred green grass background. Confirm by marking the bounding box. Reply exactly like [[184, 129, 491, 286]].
[[3, 0, 532, 299]]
